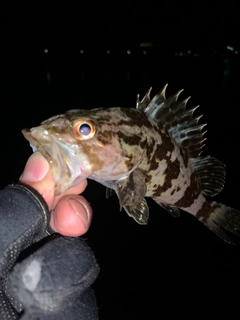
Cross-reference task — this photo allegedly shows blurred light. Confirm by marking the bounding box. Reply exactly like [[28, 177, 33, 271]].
[[227, 46, 234, 51], [143, 50, 147, 54], [180, 52, 183, 56], [175, 52, 178, 56], [44, 48, 48, 53], [127, 50, 131, 54], [235, 50, 238, 55], [106, 50, 110, 54], [80, 49, 84, 54], [139, 42, 153, 47], [188, 50, 191, 54]]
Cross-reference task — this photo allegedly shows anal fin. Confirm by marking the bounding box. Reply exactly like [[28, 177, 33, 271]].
[[124, 198, 149, 225], [154, 200, 180, 218]]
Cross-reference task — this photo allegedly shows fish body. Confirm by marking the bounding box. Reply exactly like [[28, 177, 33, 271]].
[[22, 85, 240, 244]]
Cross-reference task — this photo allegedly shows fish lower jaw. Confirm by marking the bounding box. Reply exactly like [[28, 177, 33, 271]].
[[53, 165, 92, 195]]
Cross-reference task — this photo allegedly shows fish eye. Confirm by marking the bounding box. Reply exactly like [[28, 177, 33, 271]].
[[73, 119, 96, 140], [79, 123, 91, 135]]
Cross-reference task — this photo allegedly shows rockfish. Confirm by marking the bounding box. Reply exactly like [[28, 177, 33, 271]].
[[22, 85, 240, 244]]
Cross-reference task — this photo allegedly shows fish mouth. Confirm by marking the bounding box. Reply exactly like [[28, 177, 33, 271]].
[[22, 128, 54, 163], [22, 127, 84, 194]]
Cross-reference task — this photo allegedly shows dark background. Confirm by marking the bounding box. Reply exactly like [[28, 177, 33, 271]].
[[1, 2, 240, 319]]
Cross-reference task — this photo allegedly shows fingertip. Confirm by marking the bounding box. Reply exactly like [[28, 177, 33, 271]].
[[20, 152, 49, 182], [68, 197, 92, 228], [50, 195, 92, 237], [66, 178, 88, 195]]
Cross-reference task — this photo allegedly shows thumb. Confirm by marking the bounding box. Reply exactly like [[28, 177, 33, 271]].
[[19, 152, 55, 209]]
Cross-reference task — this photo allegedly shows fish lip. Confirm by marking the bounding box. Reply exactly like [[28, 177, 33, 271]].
[[22, 128, 53, 163]]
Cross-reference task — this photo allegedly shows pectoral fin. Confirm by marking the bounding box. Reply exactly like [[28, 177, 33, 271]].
[[116, 169, 149, 224], [106, 187, 115, 198]]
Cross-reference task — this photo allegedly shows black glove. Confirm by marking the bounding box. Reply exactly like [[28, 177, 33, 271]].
[[0, 184, 99, 319]]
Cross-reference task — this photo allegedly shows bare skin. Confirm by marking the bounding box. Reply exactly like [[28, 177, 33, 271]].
[[19, 152, 92, 237]]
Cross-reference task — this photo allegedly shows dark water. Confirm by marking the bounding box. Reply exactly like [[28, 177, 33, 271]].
[[1, 47, 240, 318]]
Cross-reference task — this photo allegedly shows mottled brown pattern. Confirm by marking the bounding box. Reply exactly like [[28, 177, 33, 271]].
[[139, 140, 146, 149], [116, 131, 142, 146], [46, 118, 71, 135], [149, 132, 174, 170], [81, 144, 105, 172], [119, 108, 153, 129], [124, 153, 135, 171], [149, 144, 162, 171], [171, 187, 181, 196], [145, 138, 156, 160], [196, 201, 221, 222], [98, 115, 113, 125], [142, 171, 153, 184], [139, 137, 156, 160], [97, 130, 113, 145], [174, 172, 200, 208], [180, 147, 188, 168], [152, 158, 180, 196]]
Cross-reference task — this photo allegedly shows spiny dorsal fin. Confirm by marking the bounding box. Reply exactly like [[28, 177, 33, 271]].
[[136, 87, 152, 111], [136, 85, 226, 195], [136, 85, 206, 158]]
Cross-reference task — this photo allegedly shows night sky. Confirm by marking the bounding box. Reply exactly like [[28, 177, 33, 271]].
[[1, 2, 240, 319], [2, 2, 240, 49]]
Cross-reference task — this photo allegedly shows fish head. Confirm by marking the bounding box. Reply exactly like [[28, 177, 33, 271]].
[[22, 108, 144, 194]]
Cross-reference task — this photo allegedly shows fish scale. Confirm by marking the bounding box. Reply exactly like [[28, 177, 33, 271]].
[[22, 84, 240, 244]]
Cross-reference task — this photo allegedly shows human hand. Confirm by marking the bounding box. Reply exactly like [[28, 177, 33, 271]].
[[0, 152, 98, 319], [19, 152, 92, 237]]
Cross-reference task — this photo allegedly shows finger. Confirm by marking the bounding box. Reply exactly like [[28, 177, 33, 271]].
[[52, 179, 88, 209], [19, 152, 56, 209], [64, 179, 88, 195], [19, 152, 49, 183], [50, 195, 93, 236]]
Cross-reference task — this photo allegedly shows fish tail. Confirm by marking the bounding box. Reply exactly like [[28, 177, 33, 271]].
[[196, 201, 240, 244]]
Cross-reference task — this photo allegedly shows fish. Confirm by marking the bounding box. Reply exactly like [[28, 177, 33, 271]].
[[22, 84, 240, 244]]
